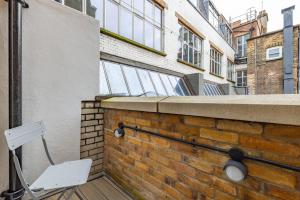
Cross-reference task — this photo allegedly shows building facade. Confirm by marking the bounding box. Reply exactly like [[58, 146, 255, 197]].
[[247, 26, 300, 94], [97, 0, 236, 96], [231, 8, 268, 93]]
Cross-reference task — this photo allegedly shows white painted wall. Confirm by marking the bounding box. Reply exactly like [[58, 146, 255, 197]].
[[0, 1, 9, 194], [100, 0, 235, 84], [0, 0, 99, 189]]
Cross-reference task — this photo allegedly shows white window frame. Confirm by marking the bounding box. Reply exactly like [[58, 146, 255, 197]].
[[210, 47, 222, 76], [266, 46, 283, 61], [227, 60, 235, 81], [178, 24, 203, 68], [101, 0, 164, 52], [236, 70, 247, 87], [237, 34, 250, 58]]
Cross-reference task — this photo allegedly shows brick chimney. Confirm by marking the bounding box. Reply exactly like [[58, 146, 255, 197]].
[[257, 10, 268, 34], [282, 6, 295, 94]]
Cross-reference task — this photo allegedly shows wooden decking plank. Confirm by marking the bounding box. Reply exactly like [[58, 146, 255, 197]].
[[91, 179, 129, 200], [80, 181, 109, 200]]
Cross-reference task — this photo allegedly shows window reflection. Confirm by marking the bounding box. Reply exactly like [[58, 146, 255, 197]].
[[87, 0, 99, 18], [99, 62, 110, 95], [103, 62, 129, 96], [149, 72, 167, 96], [122, 66, 144, 95], [137, 69, 157, 96], [99, 61, 191, 97], [64, 0, 83, 11]]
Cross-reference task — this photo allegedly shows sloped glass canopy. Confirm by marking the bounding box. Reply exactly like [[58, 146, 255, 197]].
[[100, 60, 191, 97]]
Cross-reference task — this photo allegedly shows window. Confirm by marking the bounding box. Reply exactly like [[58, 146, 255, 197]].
[[57, 0, 101, 20], [64, 0, 83, 11], [209, 3, 219, 30], [227, 60, 235, 82], [266, 46, 282, 60], [190, 0, 199, 7], [210, 47, 222, 76], [237, 34, 250, 58], [99, 60, 191, 96], [221, 23, 232, 45], [236, 70, 247, 87], [105, 0, 118, 33], [101, 0, 163, 51], [178, 24, 203, 68]]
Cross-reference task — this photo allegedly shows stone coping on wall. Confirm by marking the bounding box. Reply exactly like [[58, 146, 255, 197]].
[[100, 95, 300, 126]]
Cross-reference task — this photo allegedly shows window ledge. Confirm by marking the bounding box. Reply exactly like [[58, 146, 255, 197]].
[[227, 79, 236, 83], [266, 57, 283, 62], [209, 72, 224, 79], [177, 59, 205, 71], [100, 28, 167, 57]]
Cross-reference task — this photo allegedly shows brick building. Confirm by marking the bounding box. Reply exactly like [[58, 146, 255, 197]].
[[247, 6, 300, 94], [230, 8, 268, 93]]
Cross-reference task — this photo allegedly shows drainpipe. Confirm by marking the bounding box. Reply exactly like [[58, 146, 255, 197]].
[[0, 0, 28, 199], [282, 6, 295, 94]]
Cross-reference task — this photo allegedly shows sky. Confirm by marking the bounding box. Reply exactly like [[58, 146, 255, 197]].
[[212, 0, 300, 31]]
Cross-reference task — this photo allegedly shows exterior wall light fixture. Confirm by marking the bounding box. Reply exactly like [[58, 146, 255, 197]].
[[114, 122, 125, 138], [224, 148, 247, 182]]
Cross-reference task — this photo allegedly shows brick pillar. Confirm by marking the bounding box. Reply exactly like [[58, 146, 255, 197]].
[[80, 101, 104, 179]]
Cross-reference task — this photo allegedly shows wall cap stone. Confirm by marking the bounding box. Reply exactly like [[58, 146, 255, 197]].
[[101, 95, 300, 126], [101, 97, 167, 112]]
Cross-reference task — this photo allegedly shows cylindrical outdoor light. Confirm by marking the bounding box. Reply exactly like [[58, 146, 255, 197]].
[[224, 148, 247, 182], [114, 122, 125, 138]]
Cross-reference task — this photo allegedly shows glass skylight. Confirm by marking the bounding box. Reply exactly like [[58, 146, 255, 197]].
[[100, 60, 191, 96]]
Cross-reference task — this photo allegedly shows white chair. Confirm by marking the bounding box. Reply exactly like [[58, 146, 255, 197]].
[[4, 121, 92, 200]]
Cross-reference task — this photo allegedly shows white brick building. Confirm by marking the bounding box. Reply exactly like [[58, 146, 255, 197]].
[[55, 0, 236, 96]]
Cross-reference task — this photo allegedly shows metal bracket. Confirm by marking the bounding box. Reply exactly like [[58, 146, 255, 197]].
[[3, 0, 29, 8], [0, 188, 25, 200]]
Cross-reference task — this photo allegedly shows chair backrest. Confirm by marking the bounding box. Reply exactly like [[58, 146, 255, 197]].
[[4, 121, 46, 151]]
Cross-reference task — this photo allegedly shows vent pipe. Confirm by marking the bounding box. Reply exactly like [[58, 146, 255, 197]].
[[281, 6, 295, 94]]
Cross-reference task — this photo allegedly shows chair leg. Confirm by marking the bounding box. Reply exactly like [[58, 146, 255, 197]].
[[57, 190, 67, 200], [74, 187, 86, 200], [64, 188, 75, 200]]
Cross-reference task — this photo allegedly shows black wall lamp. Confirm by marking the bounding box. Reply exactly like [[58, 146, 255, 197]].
[[224, 148, 248, 182], [114, 122, 125, 138]]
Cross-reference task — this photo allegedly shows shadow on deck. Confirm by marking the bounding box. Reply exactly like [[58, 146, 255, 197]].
[[47, 176, 133, 200]]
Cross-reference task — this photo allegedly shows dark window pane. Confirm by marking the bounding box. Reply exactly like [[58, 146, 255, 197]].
[[120, 8, 133, 39], [87, 0, 100, 19], [104, 62, 129, 95], [189, 47, 193, 64], [65, 0, 83, 11], [169, 76, 184, 96], [149, 72, 167, 96], [122, 65, 144, 96], [178, 79, 190, 95], [183, 44, 188, 62]]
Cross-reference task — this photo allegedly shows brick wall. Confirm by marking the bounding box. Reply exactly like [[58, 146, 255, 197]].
[[80, 101, 104, 179], [104, 109, 300, 200], [247, 27, 299, 94]]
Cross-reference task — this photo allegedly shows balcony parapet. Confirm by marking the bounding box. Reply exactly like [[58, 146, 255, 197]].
[[100, 95, 300, 126]]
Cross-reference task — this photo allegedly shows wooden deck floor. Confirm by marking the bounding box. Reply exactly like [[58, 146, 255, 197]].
[[47, 177, 133, 200]]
